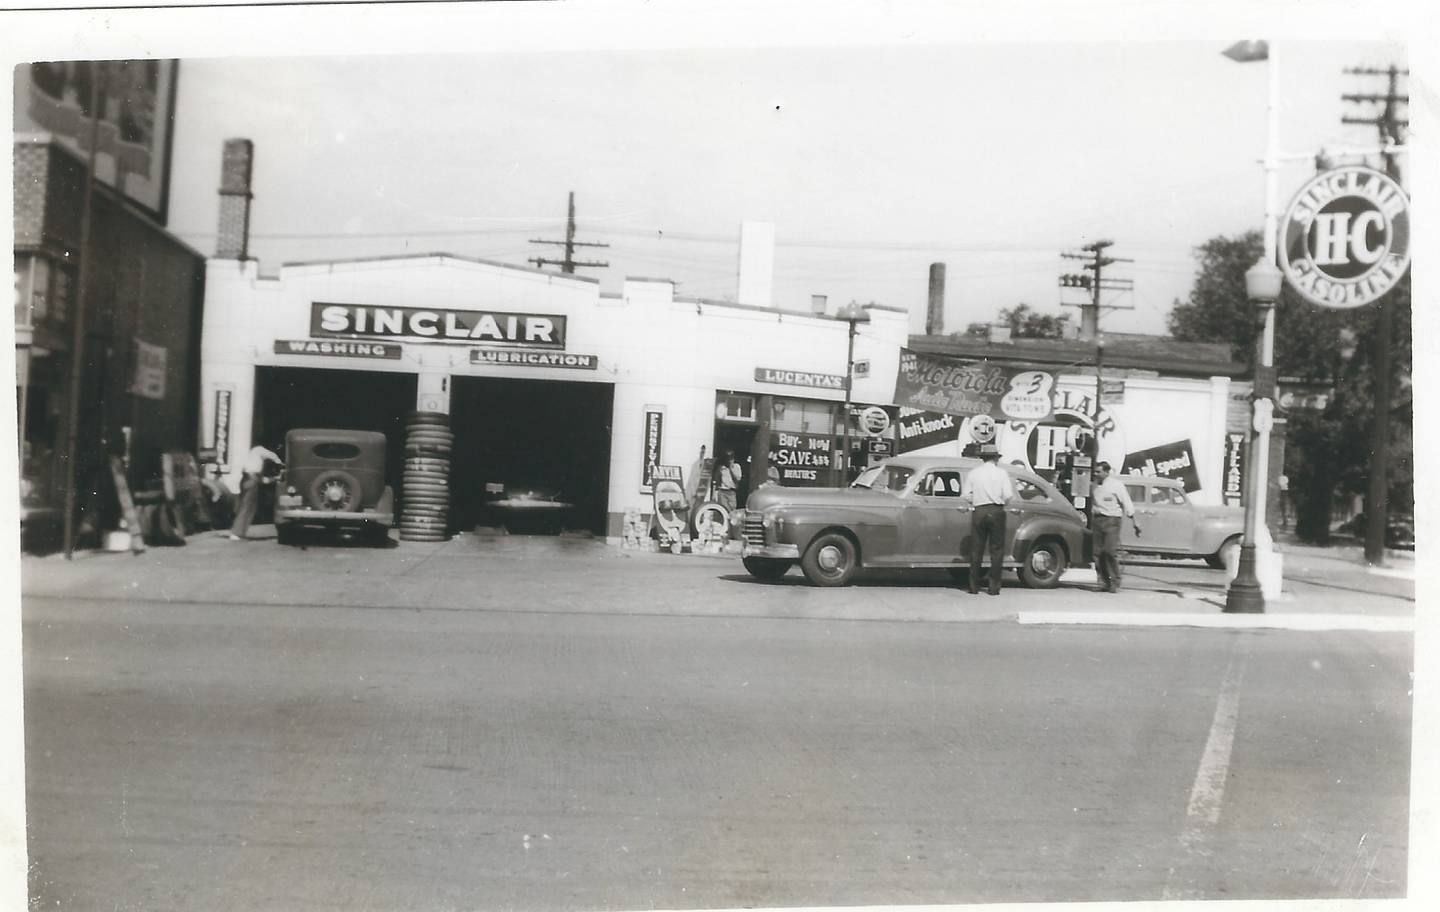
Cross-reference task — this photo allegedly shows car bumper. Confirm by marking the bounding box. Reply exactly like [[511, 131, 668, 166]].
[[276, 508, 393, 527], [742, 542, 801, 560]]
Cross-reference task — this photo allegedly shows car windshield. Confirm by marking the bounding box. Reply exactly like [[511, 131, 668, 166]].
[[852, 463, 914, 493]]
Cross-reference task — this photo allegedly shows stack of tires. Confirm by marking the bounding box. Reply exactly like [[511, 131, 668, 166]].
[[400, 411, 453, 542]]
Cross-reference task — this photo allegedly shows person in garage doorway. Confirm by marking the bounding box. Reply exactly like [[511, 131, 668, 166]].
[[715, 450, 742, 513], [960, 443, 1016, 595], [229, 442, 285, 541], [1091, 461, 1141, 592]]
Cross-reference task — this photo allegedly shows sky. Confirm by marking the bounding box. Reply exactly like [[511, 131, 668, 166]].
[[153, 37, 1406, 338], [2, 0, 1428, 342]]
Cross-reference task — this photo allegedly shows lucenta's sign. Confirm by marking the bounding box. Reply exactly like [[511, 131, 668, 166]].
[[311, 303, 567, 348], [1280, 165, 1410, 309]]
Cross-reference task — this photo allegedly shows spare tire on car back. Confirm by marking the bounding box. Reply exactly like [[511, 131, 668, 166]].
[[309, 469, 363, 512]]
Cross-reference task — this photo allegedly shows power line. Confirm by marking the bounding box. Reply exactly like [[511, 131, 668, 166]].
[[526, 191, 610, 275], [1058, 239, 1134, 339]]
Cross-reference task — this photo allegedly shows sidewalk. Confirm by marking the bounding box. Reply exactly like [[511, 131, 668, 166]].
[[17, 526, 1417, 632]]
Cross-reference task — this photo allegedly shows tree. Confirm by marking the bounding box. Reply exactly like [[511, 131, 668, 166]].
[[1168, 231, 1413, 542], [963, 303, 1071, 339]]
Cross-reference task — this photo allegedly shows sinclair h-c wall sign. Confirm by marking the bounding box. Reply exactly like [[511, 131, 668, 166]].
[[1280, 165, 1410, 309]]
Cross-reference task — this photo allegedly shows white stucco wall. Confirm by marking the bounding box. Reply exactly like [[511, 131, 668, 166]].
[[199, 255, 911, 530]]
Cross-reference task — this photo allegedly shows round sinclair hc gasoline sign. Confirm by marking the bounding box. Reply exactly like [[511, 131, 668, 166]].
[[1280, 165, 1410, 309]]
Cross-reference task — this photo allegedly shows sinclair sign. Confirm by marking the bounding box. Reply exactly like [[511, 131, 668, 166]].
[[1279, 165, 1410, 309]]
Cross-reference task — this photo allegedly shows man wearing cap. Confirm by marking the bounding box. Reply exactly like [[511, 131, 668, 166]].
[[1091, 461, 1141, 592], [961, 443, 1016, 595]]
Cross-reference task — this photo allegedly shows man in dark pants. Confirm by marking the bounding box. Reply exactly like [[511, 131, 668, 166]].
[[1091, 461, 1141, 592], [961, 443, 1016, 595]]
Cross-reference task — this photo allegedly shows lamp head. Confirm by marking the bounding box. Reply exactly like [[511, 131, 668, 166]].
[[836, 302, 872, 324], [1244, 257, 1284, 304]]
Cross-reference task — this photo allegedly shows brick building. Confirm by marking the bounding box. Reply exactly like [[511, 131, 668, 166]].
[[14, 134, 206, 549]]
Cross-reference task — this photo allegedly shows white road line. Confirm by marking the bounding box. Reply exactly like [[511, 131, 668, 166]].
[[1185, 636, 1251, 824], [1163, 635, 1253, 899]]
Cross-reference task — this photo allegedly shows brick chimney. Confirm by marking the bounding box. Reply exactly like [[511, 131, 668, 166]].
[[216, 139, 254, 259], [926, 262, 946, 335]]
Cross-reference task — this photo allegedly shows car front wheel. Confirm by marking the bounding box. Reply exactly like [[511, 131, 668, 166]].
[[1019, 539, 1067, 589], [800, 532, 858, 587]]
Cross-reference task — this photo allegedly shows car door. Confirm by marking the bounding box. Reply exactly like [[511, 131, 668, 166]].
[[1006, 478, 1053, 560], [1126, 482, 1192, 552], [1146, 483, 1198, 552], [1121, 483, 1149, 550], [896, 469, 969, 562]]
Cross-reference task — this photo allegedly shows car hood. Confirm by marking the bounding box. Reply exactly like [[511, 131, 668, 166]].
[[744, 486, 898, 512]]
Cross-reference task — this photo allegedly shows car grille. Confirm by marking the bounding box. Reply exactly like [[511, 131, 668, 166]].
[[743, 516, 766, 547]]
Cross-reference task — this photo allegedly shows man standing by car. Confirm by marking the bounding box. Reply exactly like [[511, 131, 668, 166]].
[[1091, 461, 1141, 592], [961, 443, 1016, 595], [229, 442, 284, 541]]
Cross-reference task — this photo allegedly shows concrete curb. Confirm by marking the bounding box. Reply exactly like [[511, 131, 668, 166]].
[[1017, 611, 1413, 632]]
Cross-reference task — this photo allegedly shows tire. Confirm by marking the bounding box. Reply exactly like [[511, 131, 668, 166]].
[[308, 470, 362, 511], [800, 531, 859, 587], [1206, 536, 1242, 570], [403, 495, 450, 506], [692, 502, 730, 541], [404, 458, 451, 471], [1018, 538, 1068, 589], [405, 443, 452, 457], [406, 431, 455, 445], [404, 411, 450, 426], [743, 557, 792, 581]]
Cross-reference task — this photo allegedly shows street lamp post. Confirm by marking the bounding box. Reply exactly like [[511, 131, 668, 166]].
[[836, 302, 871, 487], [1226, 259, 1283, 613]]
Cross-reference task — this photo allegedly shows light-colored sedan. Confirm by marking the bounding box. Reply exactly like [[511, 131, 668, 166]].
[[1117, 475, 1244, 569], [739, 455, 1091, 588]]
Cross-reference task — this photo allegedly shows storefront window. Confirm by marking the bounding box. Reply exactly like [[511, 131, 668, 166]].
[[769, 397, 838, 435], [50, 263, 70, 325]]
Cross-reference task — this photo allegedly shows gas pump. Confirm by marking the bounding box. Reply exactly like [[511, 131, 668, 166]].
[[1065, 425, 1095, 510]]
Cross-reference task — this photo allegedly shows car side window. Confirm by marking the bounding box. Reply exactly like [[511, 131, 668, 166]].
[[1166, 487, 1188, 505], [1147, 485, 1171, 504], [1125, 484, 1147, 504], [1015, 479, 1050, 502], [919, 471, 963, 497]]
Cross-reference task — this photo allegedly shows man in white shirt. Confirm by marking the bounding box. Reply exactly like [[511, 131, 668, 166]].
[[229, 442, 284, 541], [961, 444, 1017, 595], [715, 450, 741, 513], [1091, 461, 1142, 592]]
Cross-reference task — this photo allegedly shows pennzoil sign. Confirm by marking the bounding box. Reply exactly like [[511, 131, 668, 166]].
[[1280, 165, 1410, 309]]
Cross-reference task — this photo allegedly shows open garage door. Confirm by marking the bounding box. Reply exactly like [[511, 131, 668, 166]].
[[449, 376, 613, 536], [254, 366, 417, 497]]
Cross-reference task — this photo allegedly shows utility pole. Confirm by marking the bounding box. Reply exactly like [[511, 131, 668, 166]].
[[528, 191, 610, 274], [1059, 240, 1133, 341], [1342, 64, 1408, 565]]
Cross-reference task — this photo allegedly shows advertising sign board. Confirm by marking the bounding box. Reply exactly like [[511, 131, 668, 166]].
[[1222, 433, 1247, 507], [1121, 439, 1202, 493], [896, 407, 958, 453], [1280, 165, 1410, 309], [769, 431, 834, 486], [895, 349, 1055, 422], [641, 407, 665, 491]]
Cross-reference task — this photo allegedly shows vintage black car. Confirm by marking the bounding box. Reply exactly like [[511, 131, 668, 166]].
[[274, 429, 394, 545], [739, 455, 1091, 588]]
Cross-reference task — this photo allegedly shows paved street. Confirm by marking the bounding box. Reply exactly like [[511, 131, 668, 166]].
[[20, 534, 1417, 910]]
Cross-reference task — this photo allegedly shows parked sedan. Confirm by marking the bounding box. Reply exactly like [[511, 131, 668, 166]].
[[739, 455, 1091, 588], [1116, 475, 1244, 568]]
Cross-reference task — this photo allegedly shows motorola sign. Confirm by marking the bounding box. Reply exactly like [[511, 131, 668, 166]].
[[1280, 165, 1410, 309]]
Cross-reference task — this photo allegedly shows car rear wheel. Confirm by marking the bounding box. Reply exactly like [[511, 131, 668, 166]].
[[309, 470, 362, 511], [800, 532, 858, 587], [1019, 539, 1067, 589], [743, 557, 792, 581], [1206, 536, 1242, 570]]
